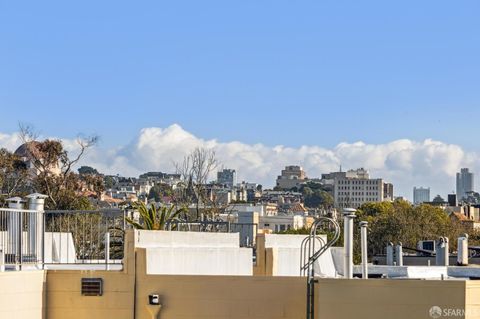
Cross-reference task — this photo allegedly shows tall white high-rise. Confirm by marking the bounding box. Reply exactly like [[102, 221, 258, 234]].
[[456, 168, 474, 201], [413, 187, 430, 205]]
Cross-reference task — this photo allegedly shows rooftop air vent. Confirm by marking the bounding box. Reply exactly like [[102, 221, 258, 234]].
[[81, 278, 103, 296]]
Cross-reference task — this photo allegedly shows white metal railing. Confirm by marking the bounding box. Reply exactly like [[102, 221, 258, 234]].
[[44, 209, 125, 268], [0, 208, 44, 270], [0, 208, 125, 271]]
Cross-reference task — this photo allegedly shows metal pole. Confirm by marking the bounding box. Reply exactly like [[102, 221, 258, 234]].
[[360, 221, 368, 279], [42, 212, 45, 270], [105, 232, 110, 271], [343, 208, 356, 279], [19, 212, 23, 271], [0, 245, 4, 272]]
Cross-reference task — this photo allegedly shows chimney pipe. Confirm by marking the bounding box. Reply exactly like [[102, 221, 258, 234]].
[[436, 237, 449, 266], [26, 193, 47, 211], [7, 197, 24, 210], [457, 234, 469, 266], [360, 221, 368, 279], [6, 197, 24, 270], [343, 208, 356, 279], [395, 243, 403, 267], [386, 242, 394, 266], [26, 193, 48, 267]]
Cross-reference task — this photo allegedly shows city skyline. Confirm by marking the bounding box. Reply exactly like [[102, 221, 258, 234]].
[[0, 123, 477, 200]]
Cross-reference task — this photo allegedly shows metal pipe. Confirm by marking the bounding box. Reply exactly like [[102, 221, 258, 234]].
[[395, 243, 403, 267], [386, 242, 394, 266], [19, 212, 23, 271], [105, 232, 110, 270], [0, 245, 4, 272], [360, 221, 368, 279], [343, 208, 356, 279], [436, 237, 449, 266], [457, 234, 469, 266], [7, 197, 24, 271], [26, 193, 47, 267]]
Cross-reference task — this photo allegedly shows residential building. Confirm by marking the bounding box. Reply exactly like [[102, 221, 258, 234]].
[[259, 214, 308, 233], [237, 182, 262, 202], [260, 190, 303, 205], [333, 168, 387, 209], [139, 172, 182, 189], [457, 168, 474, 201], [217, 169, 237, 188], [276, 165, 306, 190], [448, 194, 458, 207], [413, 187, 430, 205], [383, 183, 394, 201], [14, 142, 61, 176]]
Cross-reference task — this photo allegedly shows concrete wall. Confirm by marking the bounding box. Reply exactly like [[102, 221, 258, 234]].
[[44, 232, 76, 263], [134, 230, 241, 248], [316, 279, 467, 319], [0, 270, 45, 319], [261, 234, 337, 277], [46, 230, 136, 319], [135, 247, 307, 319], [145, 247, 252, 275], [466, 281, 480, 319], [136, 230, 253, 276], [6, 229, 480, 319], [46, 269, 134, 319]]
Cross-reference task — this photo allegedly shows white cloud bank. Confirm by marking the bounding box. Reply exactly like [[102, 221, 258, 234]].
[[1, 124, 477, 199]]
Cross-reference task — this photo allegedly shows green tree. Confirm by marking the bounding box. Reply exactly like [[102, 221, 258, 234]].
[[432, 195, 445, 203], [19, 125, 99, 210], [78, 166, 99, 175], [0, 148, 28, 197], [302, 188, 334, 209], [355, 200, 464, 256], [148, 183, 173, 202], [356, 201, 394, 218], [125, 202, 187, 230], [104, 176, 116, 189]]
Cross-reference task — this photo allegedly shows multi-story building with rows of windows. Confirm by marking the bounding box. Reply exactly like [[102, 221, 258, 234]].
[[333, 168, 390, 209]]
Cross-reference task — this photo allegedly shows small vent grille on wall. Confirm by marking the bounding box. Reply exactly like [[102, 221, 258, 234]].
[[81, 278, 103, 296]]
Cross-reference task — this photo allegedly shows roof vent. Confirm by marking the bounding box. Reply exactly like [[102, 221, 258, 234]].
[[81, 278, 103, 296]]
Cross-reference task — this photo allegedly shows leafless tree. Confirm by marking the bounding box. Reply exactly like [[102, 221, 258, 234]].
[[174, 147, 219, 220]]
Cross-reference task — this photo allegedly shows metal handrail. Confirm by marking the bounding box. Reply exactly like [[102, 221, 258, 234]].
[[300, 217, 340, 275], [0, 208, 39, 213], [300, 217, 341, 319]]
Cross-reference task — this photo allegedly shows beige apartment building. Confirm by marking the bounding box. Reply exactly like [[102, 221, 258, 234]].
[[276, 165, 307, 190], [333, 168, 390, 208]]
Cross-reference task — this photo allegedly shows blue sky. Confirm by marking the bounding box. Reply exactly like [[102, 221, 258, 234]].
[[1, 1, 480, 197]]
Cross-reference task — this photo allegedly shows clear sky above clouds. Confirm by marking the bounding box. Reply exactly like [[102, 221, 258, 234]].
[[1, 1, 480, 197]]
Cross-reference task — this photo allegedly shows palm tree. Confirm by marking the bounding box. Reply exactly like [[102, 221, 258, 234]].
[[125, 201, 187, 230]]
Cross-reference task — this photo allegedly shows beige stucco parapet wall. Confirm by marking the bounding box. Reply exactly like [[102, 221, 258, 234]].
[[46, 229, 136, 319], [3, 229, 480, 319], [0, 270, 46, 319]]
